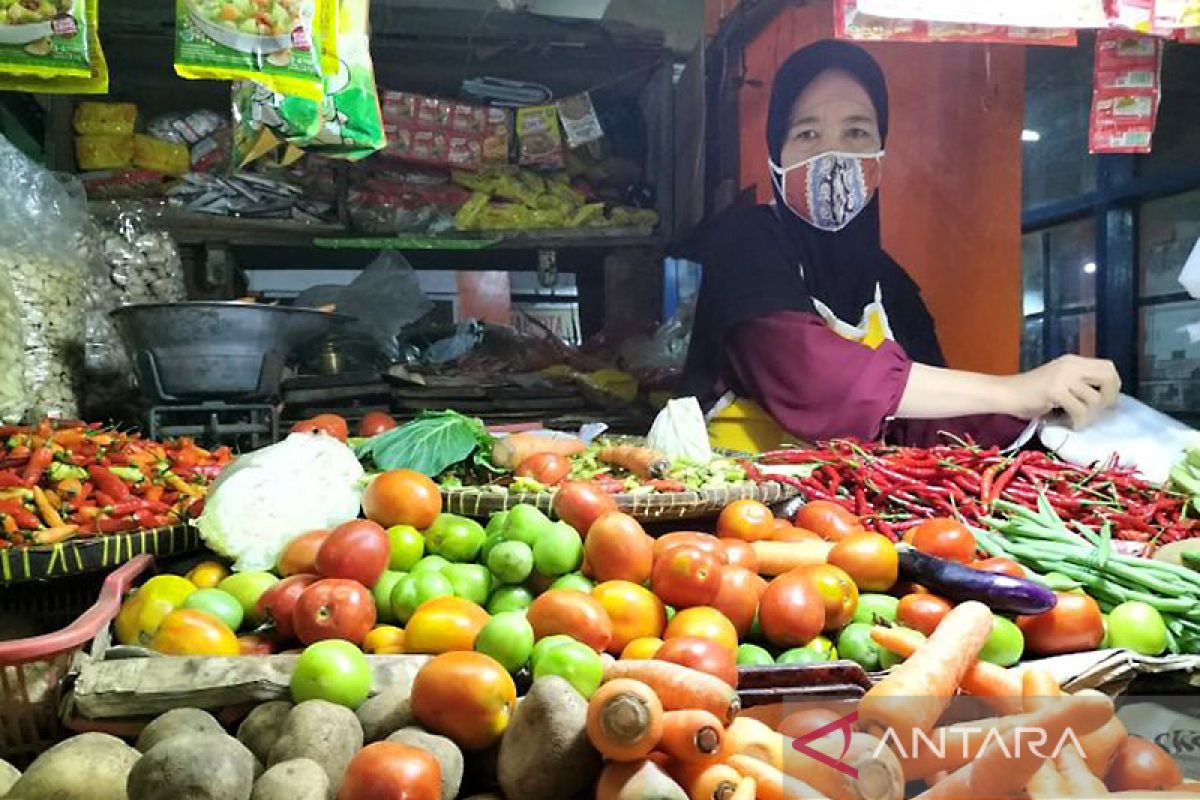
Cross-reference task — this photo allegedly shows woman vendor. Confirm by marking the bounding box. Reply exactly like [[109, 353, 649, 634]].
[[678, 40, 1120, 448]]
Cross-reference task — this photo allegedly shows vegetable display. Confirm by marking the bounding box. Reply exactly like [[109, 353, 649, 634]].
[[0, 419, 224, 546]]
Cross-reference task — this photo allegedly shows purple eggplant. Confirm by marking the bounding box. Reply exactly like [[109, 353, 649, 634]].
[[896, 545, 1057, 615]]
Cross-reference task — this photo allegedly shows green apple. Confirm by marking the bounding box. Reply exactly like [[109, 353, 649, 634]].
[[444, 563, 493, 606], [218, 571, 280, 626], [372, 570, 407, 624], [386, 525, 424, 572]]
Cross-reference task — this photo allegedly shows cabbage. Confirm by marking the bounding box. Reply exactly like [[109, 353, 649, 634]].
[[195, 433, 365, 571]]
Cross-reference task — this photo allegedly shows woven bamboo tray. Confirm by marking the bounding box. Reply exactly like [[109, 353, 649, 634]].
[[0, 524, 201, 586]]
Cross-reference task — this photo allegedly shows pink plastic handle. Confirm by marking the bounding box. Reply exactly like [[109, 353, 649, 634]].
[[0, 554, 154, 665]]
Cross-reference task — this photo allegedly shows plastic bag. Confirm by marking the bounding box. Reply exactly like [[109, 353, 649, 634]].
[[648, 397, 713, 463], [174, 0, 333, 101], [0, 258, 25, 422], [0, 0, 108, 94], [333, 251, 433, 361]]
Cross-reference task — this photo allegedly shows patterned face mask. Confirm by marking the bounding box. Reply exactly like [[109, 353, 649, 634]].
[[769, 149, 884, 232]]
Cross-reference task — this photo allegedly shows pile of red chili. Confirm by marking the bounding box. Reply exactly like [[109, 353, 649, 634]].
[[0, 419, 231, 547], [748, 439, 1195, 547]]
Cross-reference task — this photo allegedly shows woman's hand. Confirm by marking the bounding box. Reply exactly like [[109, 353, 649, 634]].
[[1000, 355, 1121, 429]]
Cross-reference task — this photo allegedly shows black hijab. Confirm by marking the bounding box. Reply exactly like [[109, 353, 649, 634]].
[[677, 40, 946, 406]]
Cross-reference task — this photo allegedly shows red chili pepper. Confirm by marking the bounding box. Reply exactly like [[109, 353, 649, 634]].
[[854, 485, 868, 517], [990, 452, 1031, 504], [645, 479, 687, 493], [0, 470, 25, 488], [87, 465, 131, 501], [20, 446, 53, 485], [875, 518, 898, 541], [0, 500, 40, 530], [94, 516, 138, 534]]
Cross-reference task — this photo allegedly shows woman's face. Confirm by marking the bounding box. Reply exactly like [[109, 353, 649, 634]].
[[779, 69, 882, 167]]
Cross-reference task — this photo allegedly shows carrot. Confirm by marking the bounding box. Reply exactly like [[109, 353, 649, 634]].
[[780, 731, 905, 800], [1026, 762, 1067, 800], [724, 716, 783, 769], [1081, 717, 1128, 778], [31, 485, 63, 528], [658, 710, 724, 763], [737, 703, 785, 730], [1021, 667, 1061, 713], [729, 777, 756, 800], [598, 445, 671, 479], [1022, 668, 1110, 798], [750, 540, 833, 576], [492, 431, 585, 469], [726, 755, 825, 800], [597, 758, 688, 800], [858, 601, 994, 740], [667, 760, 742, 800], [603, 660, 740, 725], [868, 624, 1023, 716], [588, 679, 665, 762]]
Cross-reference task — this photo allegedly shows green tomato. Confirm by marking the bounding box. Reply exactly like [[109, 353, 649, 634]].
[[475, 611, 535, 673], [736, 643, 775, 666], [533, 522, 583, 577], [480, 532, 504, 564], [487, 585, 535, 614], [746, 611, 761, 642], [410, 555, 451, 575], [550, 573, 594, 594], [666, 606, 677, 624], [852, 594, 899, 626], [777, 647, 829, 665], [531, 633, 577, 667], [386, 525, 425, 572], [532, 639, 604, 698], [979, 617, 1025, 667], [290, 640, 372, 709], [503, 504, 555, 546], [182, 589, 244, 632], [391, 572, 453, 623], [425, 514, 487, 563], [836, 622, 882, 671], [1101, 614, 1112, 649], [372, 570, 406, 624], [443, 563, 493, 606], [1107, 601, 1168, 656], [217, 571, 279, 626], [806, 635, 837, 660], [486, 510, 510, 538], [487, 540, 535, 585]]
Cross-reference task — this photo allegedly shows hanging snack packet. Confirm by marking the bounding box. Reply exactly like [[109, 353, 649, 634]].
[[174, 0, 332, 101], [557, 93, 604, 149], [0, 0, 107, 93], [516, 105, 564, 169]]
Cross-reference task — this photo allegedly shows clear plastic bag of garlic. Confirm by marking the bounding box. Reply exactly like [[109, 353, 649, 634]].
[[0, 264, 26, 423], [103, 209, 186, 306]]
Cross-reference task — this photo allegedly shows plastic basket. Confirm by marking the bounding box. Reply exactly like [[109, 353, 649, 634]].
[[0, 554, 151, 764]]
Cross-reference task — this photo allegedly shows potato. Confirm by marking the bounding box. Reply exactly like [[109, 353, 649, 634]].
[[126, 732, 256, 800], [386, 727, 463, 800], [4, 732, 139, 800], [498, 676, 601, 800], [356, 685, 414, 743], [268, 700, 362, 798], [250, 758, 329, 800], [237, 701, 293, 765], [136, 707, 225, 753], [0, 757, 20, 795]]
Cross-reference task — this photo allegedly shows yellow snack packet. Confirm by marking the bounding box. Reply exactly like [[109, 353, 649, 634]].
[[74, 102, 137, 135], [133, 135, 191, 176], [76, 135, 134, 171]]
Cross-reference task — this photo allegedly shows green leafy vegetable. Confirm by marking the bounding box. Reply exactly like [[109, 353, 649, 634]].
[[356, 410, 493, 477]]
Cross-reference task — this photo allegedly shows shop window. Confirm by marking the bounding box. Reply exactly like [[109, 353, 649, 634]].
[[1139, 300, 1200, 417], [1139, 189, 1200, 300], [1021, 231, 1045, 316], [1022, 41, 1096, 207], [1138, 44, 1200, 180]]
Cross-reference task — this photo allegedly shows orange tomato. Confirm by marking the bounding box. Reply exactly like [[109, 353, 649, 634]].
[[664, 606, 739, 653], [716, 499, 776, 542], [719, 538, 759, 572], [291, 413, 349, 442], [651, 544, 724, 609], [404, 596, 490, 654], [362, 469, 442, 530], [149, 609, 239, 656], [527, 589, 614, 653], [652, 532, 728, 564], [909, 519, 977, 563], [971, 557, 1027, 579], [709, 567, 765, 640], [656, 636, 738, 687], [584, 512, 655, 584], [896, 593, 953, 637], [184, 560, 228, 589], [792, 501, 865, 542], [593, 580, 666, 655], [411, 651, 517, 750], [827, 531, 898, 592], [796, 564, 859, 630], [620, 637, 664, 660], [363, 625, 406, 655], [276, 529, 331, 577], [758, 572, 825, 649]]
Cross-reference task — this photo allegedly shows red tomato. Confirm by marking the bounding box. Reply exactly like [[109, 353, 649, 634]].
[[792, 501, 864, 542], [1105, 736, 1183, 793], [719, 538, 759, 572], [410, 652, 517, 750], [971, 557, 1027, 579], [257, 574, 320, 640], [514, 453, 572, 486], [656, 636, 738, 688], [650, 545, 723, 609], [316, 519, 390, 587], [293, 579, 377, 646], [709, 566, 764, 639], [553, 481, 619, 537], [896, 593, 953, 637], [652, 532, 728, 564], [584, 512, 654, 584], [526, 589, 614, 653], [910, 519, 978, 563], [237, 634, 276, 656], [1018, 592, 1104, 656], [758, 572, 825, 648], [363, 470, 442, 530], [291, 413, 349, 442], [716, 500, 776, 542], [277, 529, 331, 577], [339, 741, 441, 800], [358, 412, 397, 438], [797, 564, 859, 631]]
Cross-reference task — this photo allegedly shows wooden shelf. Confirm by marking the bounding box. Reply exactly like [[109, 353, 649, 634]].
[[88, 202, 345, 247]]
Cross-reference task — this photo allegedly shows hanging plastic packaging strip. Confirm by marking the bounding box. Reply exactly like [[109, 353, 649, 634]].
[[835, 0, 1078, 45], [856, 0, 1107, 28], [1088, 31, 1163, 154], [0, 0, 107, 94]]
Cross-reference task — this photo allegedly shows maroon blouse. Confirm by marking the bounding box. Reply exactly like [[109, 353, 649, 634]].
[[720, 310, 1029, 448]]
